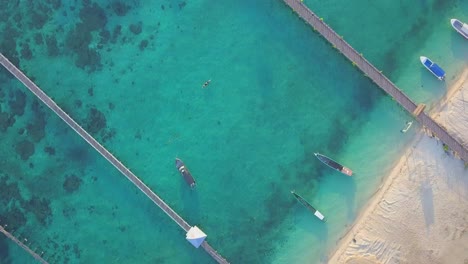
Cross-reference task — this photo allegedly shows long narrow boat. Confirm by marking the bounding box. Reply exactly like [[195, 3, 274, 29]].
[[291, 191, 325, 221], [450, 18, 468, 39], [175, 158, 196, 188], [314, 153, 353, 176], [420, 56, 445, 81]]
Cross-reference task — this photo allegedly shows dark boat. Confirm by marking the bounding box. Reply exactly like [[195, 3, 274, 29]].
[[314, 153, 353, 176], [291, 191, 325, 221], [175, 158, 196, 188]]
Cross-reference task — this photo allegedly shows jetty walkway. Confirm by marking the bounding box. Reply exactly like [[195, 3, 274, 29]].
[[0, 53, 228, 264], [282, 0, 468, 162], [0, 225, 48, 264]]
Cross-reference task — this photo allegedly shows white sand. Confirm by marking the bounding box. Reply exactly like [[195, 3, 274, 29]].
[[328, 69, 468, 264]]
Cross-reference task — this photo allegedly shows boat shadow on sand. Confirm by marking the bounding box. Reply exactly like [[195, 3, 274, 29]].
[[450, 31, 468, 60], [325, 171, 357, 222], [292, 206, 329, 243]]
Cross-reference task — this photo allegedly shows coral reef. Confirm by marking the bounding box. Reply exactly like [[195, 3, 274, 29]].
[[85, 107, 106, 134], [63, 174, 82, 193], [15, 139, 35, 160], [23, 196, 52, 226]]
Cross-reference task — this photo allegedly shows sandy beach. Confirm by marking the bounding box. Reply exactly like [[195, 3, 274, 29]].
[[328, 68, 468, 264]]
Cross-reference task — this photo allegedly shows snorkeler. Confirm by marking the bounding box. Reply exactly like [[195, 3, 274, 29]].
[[202, 79, 211, 88]]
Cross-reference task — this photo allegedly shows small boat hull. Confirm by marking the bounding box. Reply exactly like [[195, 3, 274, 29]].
[[175, 158, 196, 188], [420, 56, 445, 81], [291, 191, 325, 221], [314, 153, 353, 176], [451, 19, 468, 39]]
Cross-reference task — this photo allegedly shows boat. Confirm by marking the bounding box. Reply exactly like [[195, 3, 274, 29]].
[[175, 158, 196, 188], [401, 121, 413, 133], [450, 18, 468, 39], [291, 190, 325, 221], [314, 153, 353, 176], [420, 56, 445, 80]]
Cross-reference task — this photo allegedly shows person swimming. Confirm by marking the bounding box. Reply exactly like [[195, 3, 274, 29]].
[[202, 79, 211, 88]]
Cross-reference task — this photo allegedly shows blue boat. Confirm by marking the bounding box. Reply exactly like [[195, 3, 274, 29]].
[[420, 56, 445, 81]]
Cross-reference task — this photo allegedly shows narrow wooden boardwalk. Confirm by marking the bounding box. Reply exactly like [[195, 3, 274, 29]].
[[283, 0, 468, 162], [0, 53, 229, 264], [0, 225, 48, 264]]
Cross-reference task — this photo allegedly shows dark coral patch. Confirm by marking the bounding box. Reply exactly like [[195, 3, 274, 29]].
[[75, 48, 102, 71], [30, 10, 48, 29], [44, 146, 55, 155], [85, 107, 106, 134], [34, 33, 43, 45], [46, 35, 60, 57], [23, 196, 52, 226], [63, 174, 82, 193], [0, 112, 15, 132], [79, 3, 107, 31], [20, 43, 33, 60], [99, 29, 111, 44], [15, 139, 35, 160], [8, 90, 27, 116], [66, 23, 92, 53], [111, 25, 122, 43], [27, 99, 47, 142], [139, 40, 149, 51], [129, 22, 142, 35], [1, 207, 26, 231], [111, 1, 131, 16], [0, 176, 22, 203]]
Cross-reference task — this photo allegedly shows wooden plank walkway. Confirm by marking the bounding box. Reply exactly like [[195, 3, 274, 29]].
[[0, 225, 49, 264], [282, 0, 468, 162], [0, 53, 229, 264]]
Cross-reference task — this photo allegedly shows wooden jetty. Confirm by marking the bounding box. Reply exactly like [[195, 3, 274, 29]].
[[0, 53, 229, 264], [0, 225, 48, 264], [282, 0, 468, 162]]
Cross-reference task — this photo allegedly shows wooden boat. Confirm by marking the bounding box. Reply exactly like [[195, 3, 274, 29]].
[[314, 153, 353, 176], [175, 158, 196, 188], [291, 190, 325, 221], [451, 18, 468, 39], [420, 56, 445, 81]]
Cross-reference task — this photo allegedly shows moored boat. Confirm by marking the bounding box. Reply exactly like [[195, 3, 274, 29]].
[[314, 153, 353, 176], [420, 56, 445, 80], [450, 18, 468, 39], [175, 158, 196, 188], [291, 190, 325, 221]]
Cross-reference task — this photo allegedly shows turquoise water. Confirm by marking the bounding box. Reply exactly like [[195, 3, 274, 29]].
[[0, 1, 466, 263]]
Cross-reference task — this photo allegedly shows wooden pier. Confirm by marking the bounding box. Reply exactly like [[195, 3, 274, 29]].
[[283, 0, 468, 162], [0, 53, 229, 264], [0, 225, 48, 264]]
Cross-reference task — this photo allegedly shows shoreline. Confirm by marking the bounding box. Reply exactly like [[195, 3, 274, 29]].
[[327, 67, 468, 264]]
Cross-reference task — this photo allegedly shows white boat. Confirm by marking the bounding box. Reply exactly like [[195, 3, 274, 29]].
[[451, 19, 468, 39], [420, 56, 445, 81]]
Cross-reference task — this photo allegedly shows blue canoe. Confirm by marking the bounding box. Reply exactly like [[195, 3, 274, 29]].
[[420, 56, 445, 80]]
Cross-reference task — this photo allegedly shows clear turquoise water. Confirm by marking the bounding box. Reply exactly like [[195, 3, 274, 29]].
[[0, 1, 466, 263]]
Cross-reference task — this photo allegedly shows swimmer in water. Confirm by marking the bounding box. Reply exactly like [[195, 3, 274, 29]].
[[202, 79, 211, 88]]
